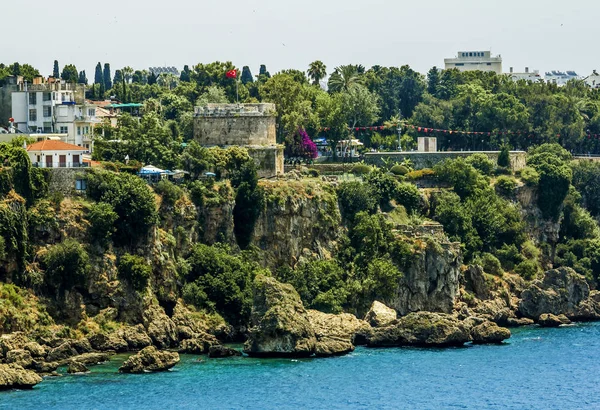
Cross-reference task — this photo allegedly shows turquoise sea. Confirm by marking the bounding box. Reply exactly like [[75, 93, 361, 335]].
[[2, 322, 599, 409]]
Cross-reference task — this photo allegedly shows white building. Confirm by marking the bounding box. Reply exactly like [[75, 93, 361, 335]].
[[26, 140, 87, 168], [507, 67, 542, 82], [584, 70, 600, 89], [10, 79, 96, 152], [545, 71, 581, 86], [444, 51, 502, 74]]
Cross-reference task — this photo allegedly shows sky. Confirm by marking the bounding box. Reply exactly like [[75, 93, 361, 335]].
[[2, 0, 599, 78]]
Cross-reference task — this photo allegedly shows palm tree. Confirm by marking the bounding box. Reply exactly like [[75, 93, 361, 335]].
[[307, 60, 327, 86], [121, 66, 134, 84], [327, 64, 365, 93]]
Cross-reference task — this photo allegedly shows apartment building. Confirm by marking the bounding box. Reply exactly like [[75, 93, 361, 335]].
[[444, 51, 503, 74]]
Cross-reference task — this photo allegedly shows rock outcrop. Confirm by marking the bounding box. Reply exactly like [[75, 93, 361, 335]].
[[367, 312, 471, 347], [0, 364, 42, 390], [6, 349, 33, 368], [470, 322, 511, 344], [116, 325, 153, 350], [538, 313, 571, 327], [87, 333, 128, 353], [142, 304, 178, 349], [307, 310, 371, 356], [244, 275, 316, 357], [364, 301, 397, 328], [207, 345, 242, 358], [178, 334, 219, 355], [519, 267, 600, 320], [119, 346, 180, 373], [67, 361, 89, 374]]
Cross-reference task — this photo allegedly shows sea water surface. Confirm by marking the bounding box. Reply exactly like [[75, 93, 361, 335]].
[[2, 322, 599, 409]]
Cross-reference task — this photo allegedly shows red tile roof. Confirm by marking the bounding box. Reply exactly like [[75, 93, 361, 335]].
[[26, 140, 87, 151]]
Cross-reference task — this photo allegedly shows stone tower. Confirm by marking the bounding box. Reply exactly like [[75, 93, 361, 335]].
[[193, 103, 284, 178]]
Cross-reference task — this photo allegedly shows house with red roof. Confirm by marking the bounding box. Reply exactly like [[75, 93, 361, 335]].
[[26, 140, 88, 168]]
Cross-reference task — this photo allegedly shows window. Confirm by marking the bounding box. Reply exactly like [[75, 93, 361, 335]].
[[84, 126, 90, 134], [469, 52, 473, 57], [29, 93, 37, 105], [60, 126, 68, 134], [43, 106, 52, 117], [455, 63, 464, 66], [43, 92, 51, 101], [487, 63, 492, 66], [77, 126, 81, 135], [75, 179, 87, 191], [29, 109, 37, 121], [87, 108, 95, 117]]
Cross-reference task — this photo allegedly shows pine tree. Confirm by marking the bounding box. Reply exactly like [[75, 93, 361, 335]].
[[94, 62, 103, 85], [60, 64, 78, 83], [241, 66, 253, 84], [180, 65, 191, 82], [427, 66, 440, 96], [53, 60, 60, 78], [103, 63, 112, 90]]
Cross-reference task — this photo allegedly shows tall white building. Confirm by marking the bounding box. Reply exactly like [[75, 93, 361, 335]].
[[444, 51, 502, 74], [10, 79, 97, 152]]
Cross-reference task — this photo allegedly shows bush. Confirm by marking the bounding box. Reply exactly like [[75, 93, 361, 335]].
[[365, 169, 400, 207], [521, 240, 540, 260], [497, 145, 510, 168], [337, 181, 377, 221], [118, 254, 151, 292], [476, 253, 503, 276], [395, 183, 421, 214], [515, 259, 538, 280], [495, 176, 517, 196], [495, 244, 524, 271], [405, 168, 435, 181], [43, 239, 89, 294], [154, 180, 183, 208], [87, 202, 118, 246], [350, 163, 372, 175], [233, 162, 264, 250], [466, 153, 495, 176], [307, 168, 320, 178], [390, 165, 409, 176], [434, 158, 487, 199], [520, 167, 540, 186]]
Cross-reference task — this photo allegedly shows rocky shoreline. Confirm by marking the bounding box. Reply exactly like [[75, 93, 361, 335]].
[[2, 266, 599, 391]]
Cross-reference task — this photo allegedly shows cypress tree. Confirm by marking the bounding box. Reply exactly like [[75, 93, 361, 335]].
[[180, 65, 191, 82], [113, 69, 123, 85], [147, 71, 157, 85], [241, 66, 253, 84], [78, 70, 88, 85], [94, 62, 103, 85], [11, 63, 20, 76], [103, 63, 112, 90], [53, 60, 60, 78], [259, 64, 270, 78]]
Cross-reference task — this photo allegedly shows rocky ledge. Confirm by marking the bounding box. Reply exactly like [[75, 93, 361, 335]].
[[119, 346, 180, 373], [0, 364, 43, 390]]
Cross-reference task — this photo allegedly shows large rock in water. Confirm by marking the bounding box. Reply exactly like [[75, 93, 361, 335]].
[[119, 346, 180, 373], [307, 310, 372, 356], [243, 275, 316, 357], [367, 312, 471, 347], [519, 267, 600, 320], [0, 364, 43, 390], [538, 313, 571, 328], [364, 301, 397, 328], [470, 322, 511, 344], [143, 304, 178, 349]]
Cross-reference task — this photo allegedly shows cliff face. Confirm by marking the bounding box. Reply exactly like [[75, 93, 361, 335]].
[[516, 184, 562, 246]]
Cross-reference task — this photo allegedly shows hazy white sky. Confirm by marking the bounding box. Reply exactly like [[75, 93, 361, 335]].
[[3, 0, 598, 77]]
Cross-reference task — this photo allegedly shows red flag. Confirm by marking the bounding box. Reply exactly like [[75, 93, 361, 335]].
[[226, 69, 237, 79]]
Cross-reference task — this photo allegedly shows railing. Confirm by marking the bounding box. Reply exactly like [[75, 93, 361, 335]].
[[32, 162, 89, 169]]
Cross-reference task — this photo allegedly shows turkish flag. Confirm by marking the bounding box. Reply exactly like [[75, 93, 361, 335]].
[[226, 70, 237, 79]]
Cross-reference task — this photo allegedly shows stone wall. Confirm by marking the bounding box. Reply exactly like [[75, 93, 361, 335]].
[[248, 146, 284, 178], [364, 151, 527, 171], [194, 104, 276, 146], [47, 168, 88, 196]]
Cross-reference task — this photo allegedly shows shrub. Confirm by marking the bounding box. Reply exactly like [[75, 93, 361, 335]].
[[365, 169, 400, 207], [87, 202, 118, 246], [497, 145, 510, 168], [337, 181, 377, 221], [405, 168, 435, 181], [43, 239, 89, 293], [154, 180, 183, 208], [390, 165, 409, 176], [520, 167, 540, 186], [118, 254, 151, 292], [350, 163, 372, 175], [466, 153, 495, 176], [495, 176, 517, 196], [233, 162, 264, 250], [495, 243, 524, 271], [395, 183, 421, 214], [476, 253, 503, 276], [521, 240, 540, 260], [515, 259, 538, 280], [434, 158, 487, 199], [307, 168, 320, 178]]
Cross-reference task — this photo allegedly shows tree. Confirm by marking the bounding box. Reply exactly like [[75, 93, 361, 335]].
[[43, 239, 89, 295], [78, 70, 88, 85], [427, 66, 440, 95], [259, 64, 271, 79], [11, 63, 20, 76], [233, 162, 264, 249], [307, 60, 327, 86], [103, 63, 112, 90], [327, 65, 364, 93], [94, 62, 103, 85], [53, 60, 59, 78], [340, 84, 380, 129], [122, 66, 134, 83], [181, 141, 212, 179], [179, 65, 191, 82], [132, 70, 146, 84], [118, 254, 151, 292], [87, 202, 118, 246], [113, 69, 123, 85], [147, 71, 157, 85], [60, 64, 78, 83], [241, 66, 253, 84], [196, 85, 228, 106]]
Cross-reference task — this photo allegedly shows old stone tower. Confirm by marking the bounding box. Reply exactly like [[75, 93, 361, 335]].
[[193, 103, 284, 178]]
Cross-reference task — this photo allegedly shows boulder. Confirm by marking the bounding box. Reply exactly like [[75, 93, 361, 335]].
[[87, 333, 128, 352], [307, 310, 372, 356], [0, 364, 42, 390], [0, 333, 30, 356], [364, 301, 397, 328], [64, 352, 112, 366], [178, 333, 219, 355], [505, 317, 535, 327], [6, 349, 33, 368], [118, 346, 179, 373], [117, 325, 153, 350], [24, 342, 47, 358], [208, 345, 242, 358], [243, 275, 316, 358], [143, 304, 178, 349], [367, 312, 471, 347], [538, 313, 571, 328], [71, 339, 93, 354], [462, 265, 492, 300], [470, 322, 511, 344], [67, 361, 89, 374], [46, 341, 79, 362], [172, 301, 230, 340], [30, 360, 59, 374], [519, 267, 597, 320]]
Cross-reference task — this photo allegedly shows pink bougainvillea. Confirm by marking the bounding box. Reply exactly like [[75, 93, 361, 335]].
[[298, 128, 318, 159]]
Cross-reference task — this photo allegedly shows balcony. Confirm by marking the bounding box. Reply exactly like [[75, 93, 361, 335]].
[[32, 162, 89, 169]]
